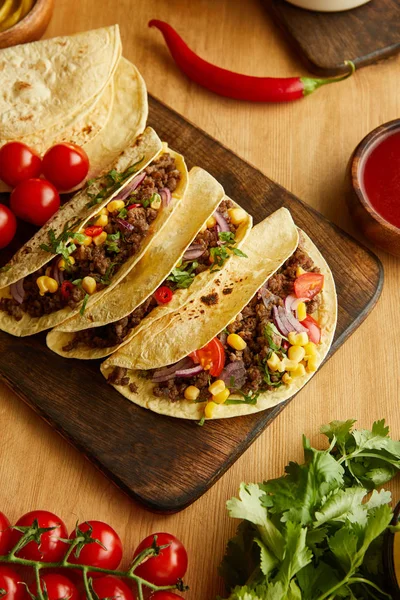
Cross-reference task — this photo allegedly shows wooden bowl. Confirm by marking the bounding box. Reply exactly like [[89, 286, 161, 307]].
[[347, 119, 400, 257], [0, 0, 54, 49]]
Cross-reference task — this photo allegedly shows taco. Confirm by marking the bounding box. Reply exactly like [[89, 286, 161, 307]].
[[101, 208, 337, 420], [46, 168, 253, 359], [0, 137, 188, 336]]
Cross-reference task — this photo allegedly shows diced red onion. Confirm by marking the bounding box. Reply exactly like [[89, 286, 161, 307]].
[[282, 340, 290, 351], [273, 306, 290, 336], [280, 306, 308, 334], [114, 172, 146, 200], [175, 364, 204, 378], [285, 294, 309, 313], [214, 210, 230, 233], [182, 244, 205, 261], [116, 218, 135, 233], [51, 261, 64, 285], [220, 361, 247, 390], [160, 188, 172, 206], [10, 278, 25, 304], [152, 357, 194, 382]]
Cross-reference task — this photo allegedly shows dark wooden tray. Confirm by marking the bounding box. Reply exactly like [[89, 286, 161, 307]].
[[0, 96, 384, 513], [266, 0, 400, 75]]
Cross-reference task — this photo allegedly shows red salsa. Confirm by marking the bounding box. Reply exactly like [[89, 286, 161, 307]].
[[361, 130, 400, 229]]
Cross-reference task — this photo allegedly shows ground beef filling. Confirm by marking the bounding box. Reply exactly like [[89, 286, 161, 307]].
[[1, 154, 181, 321]]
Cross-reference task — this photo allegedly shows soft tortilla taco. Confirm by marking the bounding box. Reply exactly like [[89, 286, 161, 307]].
[[46, 168, 253, 359], [0, 138, 188, 336], [101, 208, 337, 420]]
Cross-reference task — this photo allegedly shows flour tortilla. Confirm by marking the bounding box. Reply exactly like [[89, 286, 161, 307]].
[[46, 169, 253, 359], [101, 209, 337, 420], [0, 127, 162, 289], [0, 145, 188, 336], [0, 26, 121, 139]]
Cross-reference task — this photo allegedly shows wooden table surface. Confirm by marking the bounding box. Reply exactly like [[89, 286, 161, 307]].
[[1, 1, 399, 598]]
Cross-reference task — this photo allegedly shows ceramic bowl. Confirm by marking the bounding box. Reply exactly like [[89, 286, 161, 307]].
[[285, 0, 372, 11], [0, 0, 54, 49]]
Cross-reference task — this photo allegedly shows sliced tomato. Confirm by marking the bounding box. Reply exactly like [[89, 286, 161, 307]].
[[190, 337, 225, 377], [294, 273, 324, 300], [155, 286, 173, 304], [84, 225, 103, 237], [301, 315, 321, 344]]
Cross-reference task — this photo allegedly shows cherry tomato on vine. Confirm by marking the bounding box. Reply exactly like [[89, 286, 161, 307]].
[[149, 594, 183, 600], [133, 533, 188, 587], [0, 512, 12, 555], [42, 143, 89, 190], [68, 521, 123, 573], [10, 179, 60, 227], [10, 510, 68, 562], [0, 566, 26, 600], [83, 576, 134, 600], [0, 141, 42, 188], [29, 573, 79, 600], [0, 205, 17, 249]]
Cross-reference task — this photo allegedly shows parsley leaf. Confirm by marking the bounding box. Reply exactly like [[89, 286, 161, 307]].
[[167, 261, 198, 289], [39, 226, 85, 262], [209, 232, 248, 272]]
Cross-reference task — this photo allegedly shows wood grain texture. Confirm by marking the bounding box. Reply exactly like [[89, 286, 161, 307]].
[[267, 0, 400, 75], [0, 1, 400, 598]]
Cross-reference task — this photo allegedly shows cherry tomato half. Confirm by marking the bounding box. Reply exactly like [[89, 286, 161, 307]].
[[190, 337, 225, 377], [29, 573, 79, 600], [10, 179, 60, 227], [60, 281, 74, 300], [68, 521, 123, 574], [149, 594, 183, 600], [84, 576, 134, 600], [0, 566, 25, 600], [84, 225, 103, 238], [0, 204, 17, 249], [294, 273, 324, 300], [155, 286, 173, 304], [42, 143, 89, 190], [0, 141, 42, 188], [10, 510, 68, 562], [0, 512, 12, 555], [301, 315, 321, 344], [133, 533, 188, 587]]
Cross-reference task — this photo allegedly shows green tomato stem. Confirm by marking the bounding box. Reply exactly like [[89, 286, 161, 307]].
[[34, 564, 44, 600], [82, 568, 94, 600]]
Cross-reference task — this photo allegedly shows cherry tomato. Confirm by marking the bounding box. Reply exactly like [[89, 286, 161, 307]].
[[68, 521, 123, 573], [84, 225, 103, 238], [29, 574, 79, 600], [0, 566, 25, 600], [0, 512, 12, 555], [155, 286, 173, 304], [83, 576, 134, 600], [42, 143, 89, 190], [133, 533, 188, 587], [301, 314, 321, 344], [190, 337, 225, 377], [127, 203, 141, 210], [60, 281, 74, 300], [294, 273, 324, 300], [10, 179, 60, 227], [10, 510, 68, 562], [0, 205, 16, 249], [149, 594, 183, 600], [0, 141, 42, 188]]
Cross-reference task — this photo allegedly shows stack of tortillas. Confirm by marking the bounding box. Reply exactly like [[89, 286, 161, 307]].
[[0, 25, 148, 191]]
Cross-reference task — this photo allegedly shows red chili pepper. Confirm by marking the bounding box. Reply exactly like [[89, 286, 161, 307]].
[[154, 285, 173, 304], [60, 281, 74, 300], [149, 20, 355, 103], [127, 203, 142, 210], [84, 225, 103, 237]]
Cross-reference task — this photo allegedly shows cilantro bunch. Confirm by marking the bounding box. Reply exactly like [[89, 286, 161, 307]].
[[219, 420, 400, 600]]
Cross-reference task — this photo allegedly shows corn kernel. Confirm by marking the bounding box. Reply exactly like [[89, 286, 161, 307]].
[[99, 207, 108, 215], [296, 266, 306, 277], [292, 364, 306, 378], [58, 256, 75, 271], [296, 302, 307, 322], [304, 342, 317, 358], [94, 214, 109, 227], [282, 373, 292, 385], [150, 193, 162, 210], [45, 266, 52, 277], [74, 234, 92, 246], [184, 386, 200, 401], [267, 352, 280, 372], [213, 388, 230, 405], [277, 360, 286, 373], [228, 207, 247, 225], [206, 216, 216, 228], [227, 333, 247, 351], [204, 402, 216, 419], [288, 345, 306, 363], [93, 231, 108, 246], [107, 199, 125, 213], [36, 276, 58, 296], [208, 379, 226, 396], [288, 331, 309, 346], [307, 357, 319, 372], [282, 358, 299, 372], [82, 276, 97, 295]]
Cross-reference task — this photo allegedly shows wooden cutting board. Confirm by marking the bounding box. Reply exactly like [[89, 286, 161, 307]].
[[266, 0, 400, 75], [0, 96, 383, 513]]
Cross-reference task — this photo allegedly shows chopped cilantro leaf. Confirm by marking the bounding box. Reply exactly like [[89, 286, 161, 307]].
[[219, 231, 236, 244], [118, 207, 128, 219], [106, 232, 121, 254], [71, 279, 82, 286], [80, 293, 89, 316], [232, 248, 248, 258], [197, 415, 206, 427], [167, 261, 198, 289], [264, 322, 285, 352], [100, 263, 117, 286], [225, 390, 260, 405], [85, 156, 145, 208]]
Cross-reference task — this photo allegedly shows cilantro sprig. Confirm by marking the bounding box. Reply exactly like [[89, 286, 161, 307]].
[[85, 157, 144, 209], [106, 232, 121, 254], [40, 226, 86, 262], [167, 261, 199, 290], [210, 232, 247, 273], [219, 419, 400, 600]]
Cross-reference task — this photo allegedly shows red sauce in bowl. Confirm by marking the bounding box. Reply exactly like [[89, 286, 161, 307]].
[[360, 130, 400, 229]]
